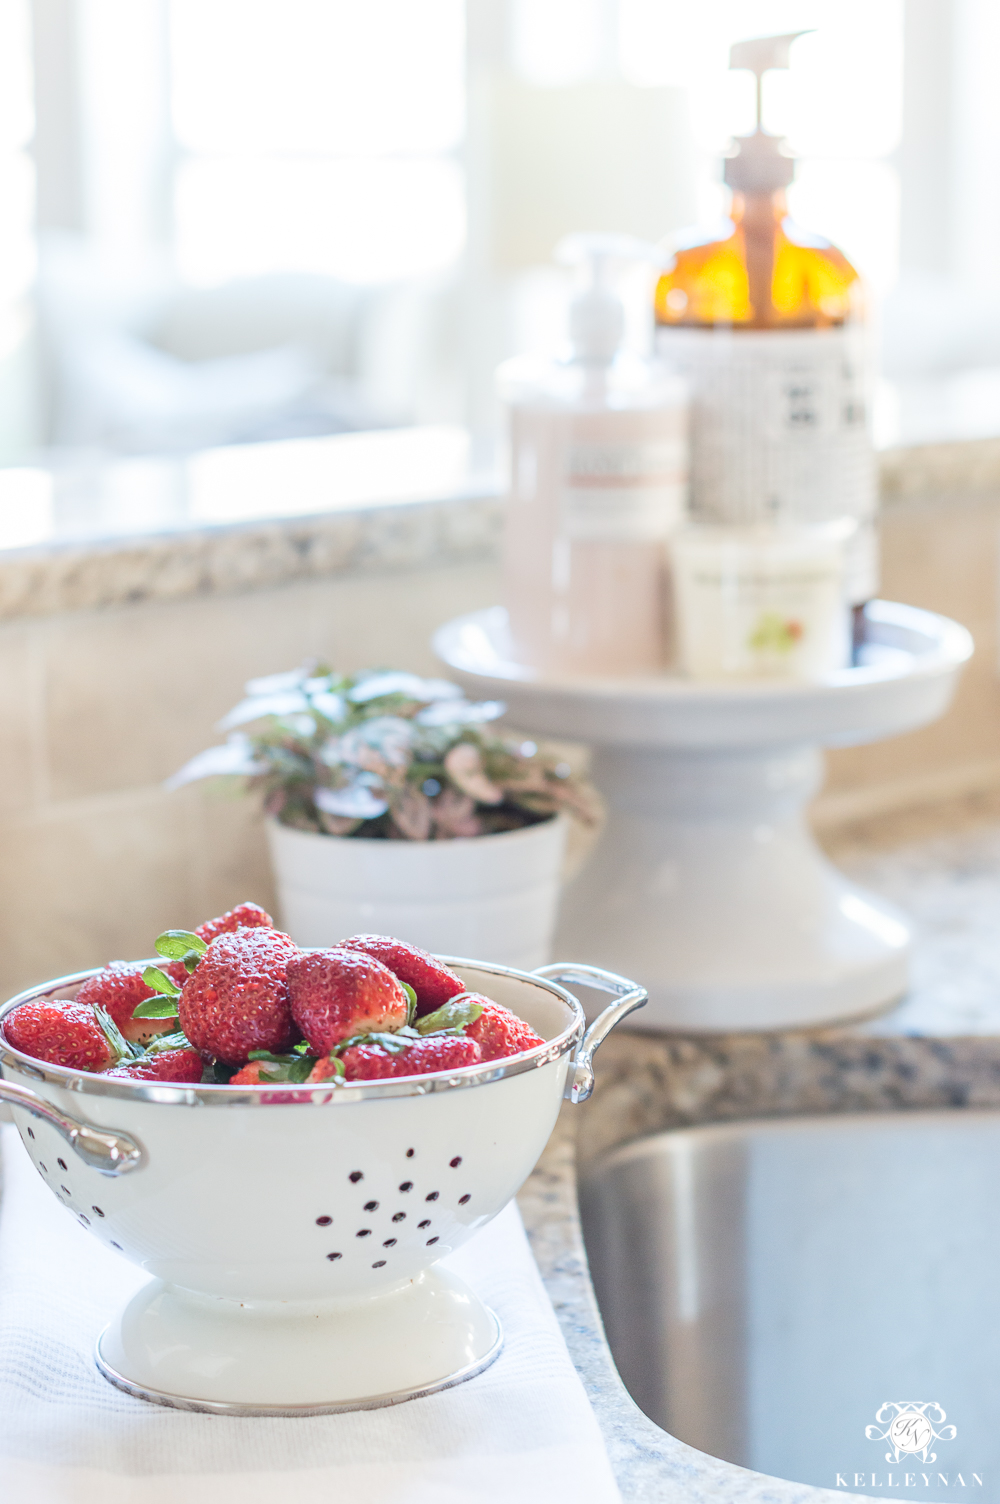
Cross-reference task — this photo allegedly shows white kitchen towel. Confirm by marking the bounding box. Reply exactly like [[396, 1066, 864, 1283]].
[[0, 1124, 621, 1504]]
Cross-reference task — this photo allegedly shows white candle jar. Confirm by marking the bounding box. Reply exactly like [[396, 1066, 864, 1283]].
[[671, 521, 854, 682]]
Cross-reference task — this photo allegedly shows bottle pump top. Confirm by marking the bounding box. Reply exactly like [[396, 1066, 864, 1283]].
[[724, 31, 810, 196], [555, 233, 663, 365]]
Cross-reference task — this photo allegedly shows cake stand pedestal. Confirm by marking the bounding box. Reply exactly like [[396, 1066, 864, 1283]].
[[434, 602, 973, 1032]]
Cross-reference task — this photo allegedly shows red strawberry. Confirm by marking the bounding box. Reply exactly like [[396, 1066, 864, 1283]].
[[106, 1048, 205, 1083], [3, 999, 121, 1072], [335, 1033, 481, 1081], [228, 1060, 268, 1085], [287, 949, 409, 1053], [178, 928, 299, 1066], [463, 996, 544, 1061], [196, 902, 273, 946], [340, 935, 465, 1016], [76, 962, 180, 1045], [305, 1055, 342, 1083]]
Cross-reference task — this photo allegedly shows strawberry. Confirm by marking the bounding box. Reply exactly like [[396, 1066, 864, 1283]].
[[106, 1047, 205, 1083], [228, 1060, 268, 1085], [462, 995, 544, 1061], [196, 902, 273, 946], [335, 1033, 481, 1081], [178, 927, 299, 1066], [305, 1054, 342, 1083], [76, 962, 181, 1045], [339, 935, 465, 1016], [287, 948, 409, 1054], [2, 999, 121, 1072]]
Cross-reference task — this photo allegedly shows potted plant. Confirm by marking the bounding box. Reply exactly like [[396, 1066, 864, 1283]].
[[169, 664, 600, 969]]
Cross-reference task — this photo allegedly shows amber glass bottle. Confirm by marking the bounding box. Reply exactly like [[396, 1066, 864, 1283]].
[[655, 35, 877, 609], [655, 184, 862, 332]]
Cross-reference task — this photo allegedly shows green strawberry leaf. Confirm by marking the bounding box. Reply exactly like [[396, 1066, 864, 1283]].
[[246, 1050, 315, 1083], [138, 962, 181, 998], [134, 996, 181, 1021], [415, 997, 483, 1035], [332, 1030, 413, 1056], [154, 930, 208, 963], [143, 1030, 192, 1054], [401, 981, 418, 1027], [92, 1004, 140, 1061]]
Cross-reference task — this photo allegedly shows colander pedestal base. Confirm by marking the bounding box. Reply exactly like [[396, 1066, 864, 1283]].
[[95, 1267, 503, 1415]]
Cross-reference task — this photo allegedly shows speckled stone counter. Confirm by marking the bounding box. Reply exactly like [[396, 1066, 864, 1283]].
[[0, 423, 993, 621], [519, 790, 1000, 1503]]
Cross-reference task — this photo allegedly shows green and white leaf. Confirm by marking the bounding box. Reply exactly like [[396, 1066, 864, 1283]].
[[415, 997, 483, 1035]]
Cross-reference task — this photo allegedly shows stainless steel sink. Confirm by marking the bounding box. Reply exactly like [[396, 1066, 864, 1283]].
[[581, 1112, 1000, 1499]]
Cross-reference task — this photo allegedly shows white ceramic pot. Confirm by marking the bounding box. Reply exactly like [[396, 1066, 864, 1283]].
[[0, 957, 644, 1415], [266, 815, 568, 970]]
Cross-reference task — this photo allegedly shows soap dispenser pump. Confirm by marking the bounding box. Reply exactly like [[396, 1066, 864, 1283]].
[[654, 31, 877, 608], [498, 234, 688, 678]]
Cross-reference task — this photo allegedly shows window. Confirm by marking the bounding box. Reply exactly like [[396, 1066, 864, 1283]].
[[169, 0, 466, 286]]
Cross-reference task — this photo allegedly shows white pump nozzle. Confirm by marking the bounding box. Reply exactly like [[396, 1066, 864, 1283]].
[[555, 233, 664, 365], [724, 30, 813, 195]]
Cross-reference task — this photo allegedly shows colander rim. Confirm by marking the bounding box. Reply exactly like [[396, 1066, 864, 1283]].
[[0, 955, 585, 1106]]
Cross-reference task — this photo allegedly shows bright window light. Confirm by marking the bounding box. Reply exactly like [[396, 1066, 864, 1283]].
[[171, 0, 464, 157], [0, 0, 32, 152], [169, 0, 466, 286], [176, 157, 465, 286], [0, 0, 33, 307]]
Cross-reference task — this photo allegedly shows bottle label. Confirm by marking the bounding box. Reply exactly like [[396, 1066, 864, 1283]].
[[561, 439, 687, 541], [656, 326, 877, 599]]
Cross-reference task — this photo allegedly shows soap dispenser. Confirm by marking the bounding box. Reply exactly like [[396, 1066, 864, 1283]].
[[499, 234, 688, 678], [654, 32, 877, 610]]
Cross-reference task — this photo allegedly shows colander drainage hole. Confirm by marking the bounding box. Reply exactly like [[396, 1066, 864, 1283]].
[[111, 1241, 122, 1250], [26, 1127, 34, 1140], [405, 1148, 414, 1158], [315, 1215, 332, 1226], [399, 1181, 413, 1193], [78, 1214, 90, 1227], [92, 1206, 105, 1217], [348, 1171, 363, 1183], [356, 1228, 372, 1238], [372, 1260, 386, 1268], [57, 1158, 67, 1171], [383, 1238, 396, 1247], [425, 1191, 439, 1201], [392, 1212, 406, 1223], [60, 1184, 71, 1196], [459, 1195, 471, 1205], [327, 1252, 342, 1262], [363, 1200, 378, 1212], [450, 1156, 462, 1167], [426, 1237, 439, 1246], [39, 1163, 47, 1174], [418, 1219, 431, 1229]]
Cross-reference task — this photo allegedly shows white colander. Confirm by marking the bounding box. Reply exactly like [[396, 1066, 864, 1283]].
[[0, 957, 644, 1415]]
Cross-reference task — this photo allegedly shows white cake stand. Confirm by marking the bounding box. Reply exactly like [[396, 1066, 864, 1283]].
[[434, 602, 973, 1032]]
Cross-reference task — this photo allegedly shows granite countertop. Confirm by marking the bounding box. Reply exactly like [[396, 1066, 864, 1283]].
[[518, 789, 1000, 1503], [0, 423, 998, 621]]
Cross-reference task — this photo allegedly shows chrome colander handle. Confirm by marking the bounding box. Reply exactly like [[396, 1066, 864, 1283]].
[[0, 1078, 144, 1175], [532, 963, 646, 1105]]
